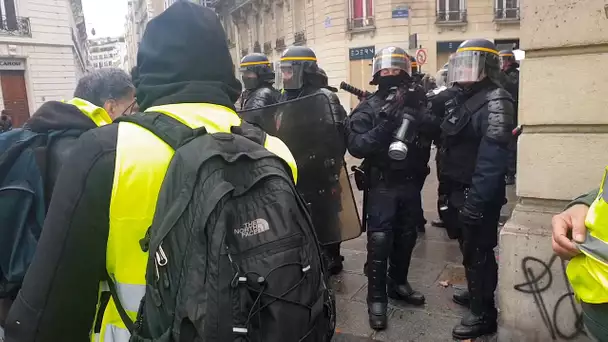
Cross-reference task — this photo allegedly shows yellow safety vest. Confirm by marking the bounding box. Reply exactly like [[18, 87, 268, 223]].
[[567, 166, 608, 304], [94, 103, 297, 342], [66, 98, 113, 126]]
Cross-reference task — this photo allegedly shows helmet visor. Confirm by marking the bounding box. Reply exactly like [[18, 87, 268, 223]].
[[499, 55, 514, 70], [447, 50, 486, 85], [372, 53, 411, 77], [280, 61, 304, 90]]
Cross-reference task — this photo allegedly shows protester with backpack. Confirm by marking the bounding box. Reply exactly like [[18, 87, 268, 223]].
[[0, 68, 134, 330], [5, 3, 334, 342]]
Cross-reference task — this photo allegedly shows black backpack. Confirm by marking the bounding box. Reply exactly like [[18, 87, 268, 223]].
[[114, 113, 335, 342]]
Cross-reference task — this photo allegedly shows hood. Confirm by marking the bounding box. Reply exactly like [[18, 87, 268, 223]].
[[25, 98, 110, 133], [136, 2, 242, 112]]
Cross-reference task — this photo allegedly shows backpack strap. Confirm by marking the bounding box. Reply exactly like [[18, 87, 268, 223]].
[[104, 271, 136, 333], [116, 112, 207, 150]]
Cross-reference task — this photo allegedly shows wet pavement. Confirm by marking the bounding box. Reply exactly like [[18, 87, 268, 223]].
[[332, 151, 516, 341]]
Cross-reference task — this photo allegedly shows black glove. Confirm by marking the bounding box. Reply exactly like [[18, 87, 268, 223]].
[[459, 204, 483, 228]]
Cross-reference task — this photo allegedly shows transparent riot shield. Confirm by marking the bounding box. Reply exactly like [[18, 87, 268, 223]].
[[239, 93, 362, 245]]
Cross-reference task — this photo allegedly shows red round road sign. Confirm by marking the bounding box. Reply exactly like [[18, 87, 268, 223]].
[[416, 49, 427, 65]]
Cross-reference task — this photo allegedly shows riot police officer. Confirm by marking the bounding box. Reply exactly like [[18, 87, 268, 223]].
[[344, 47, 429, 330], [279, 46, 348, 275], [499, 50, 520, 185], [441, 39, 515, 340], [238, 53, 280, 110]]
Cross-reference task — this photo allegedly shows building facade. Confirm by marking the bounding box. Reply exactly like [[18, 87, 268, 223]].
[[124, 0, 164, 71], [214, 0, 520, 110], [89, 36, 127, 70], [0, 0, 89, 127], [165, 0, 214, 8]]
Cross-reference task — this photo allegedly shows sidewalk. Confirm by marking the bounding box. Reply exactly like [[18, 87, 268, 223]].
[[333, 152, 516, 341]]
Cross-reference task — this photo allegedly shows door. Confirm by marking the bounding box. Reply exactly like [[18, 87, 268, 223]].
[[1, 70, 30, 128], [348, 59, 375, 110]]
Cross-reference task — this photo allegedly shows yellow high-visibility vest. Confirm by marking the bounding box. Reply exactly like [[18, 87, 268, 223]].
[[66, 98, 113, 126], [567, 166, 608, 304], [94, 103, 297, 342]]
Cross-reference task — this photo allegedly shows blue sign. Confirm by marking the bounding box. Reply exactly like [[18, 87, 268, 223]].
[[349, 46, 375, 60], [437, 41, 464, 53], [392, 7, 409, 18]]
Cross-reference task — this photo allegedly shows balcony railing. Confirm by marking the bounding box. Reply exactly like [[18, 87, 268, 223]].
[[241, 48, 248, 56], [436, 10, 467, 25], [263, 41, 272, 54], [0, 16, 31, 37], [275, 37, 286, 51], [347, 16, 375, 31], [294, 31, 306, 45], [253, 41, 261, 53], [494, 7, 520, 22]]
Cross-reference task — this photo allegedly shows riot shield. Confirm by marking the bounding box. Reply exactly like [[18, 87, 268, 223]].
[[239, 93, 362, 245]]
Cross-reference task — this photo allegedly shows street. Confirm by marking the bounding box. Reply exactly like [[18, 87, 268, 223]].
[[332, 151, 516, 342]]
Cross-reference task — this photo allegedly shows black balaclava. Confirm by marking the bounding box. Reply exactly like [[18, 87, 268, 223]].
[[136, 2, 242, 111]]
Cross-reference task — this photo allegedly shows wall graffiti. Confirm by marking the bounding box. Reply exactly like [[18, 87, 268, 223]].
[[513, 254, 587, 341]]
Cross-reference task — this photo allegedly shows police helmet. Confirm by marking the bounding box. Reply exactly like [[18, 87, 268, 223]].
[[447, 39, 500, 86], [370, 46, 411, 85], [317, 67, 338, 92], [409, 55, 419, 75], [240, 53, 275, 90], [280, 46, 318, 90], [498, 50, 517, 71]]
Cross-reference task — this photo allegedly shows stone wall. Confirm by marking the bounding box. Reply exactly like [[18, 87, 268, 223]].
[[498, 1, 608, 341]]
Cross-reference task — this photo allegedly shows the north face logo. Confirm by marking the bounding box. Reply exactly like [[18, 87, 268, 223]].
[[234, 219, 270, 238]]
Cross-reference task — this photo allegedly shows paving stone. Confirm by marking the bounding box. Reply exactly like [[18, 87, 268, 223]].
[[335, 298, 382, 339], [412, 239, 463, 265], [333, 332, 380, 341], [373, 309, 461, 342], [341, 248, 367, 275], [330, 272, 368, 300], [342, 235, 367, 252]]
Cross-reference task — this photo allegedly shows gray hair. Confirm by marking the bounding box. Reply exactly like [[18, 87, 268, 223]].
[[74, 68, 134, 107]]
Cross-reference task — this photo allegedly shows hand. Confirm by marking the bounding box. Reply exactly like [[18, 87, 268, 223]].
[[552, 204, 588, 260]]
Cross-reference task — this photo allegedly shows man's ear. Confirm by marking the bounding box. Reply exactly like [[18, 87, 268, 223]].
[[103, 99, 116, 116]]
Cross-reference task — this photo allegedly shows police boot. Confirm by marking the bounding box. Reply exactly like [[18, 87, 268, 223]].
[[452, 288, 470, 307], [452, 255, 498, 339], [387, 229, 425, 306], [366, 231, 393, 330], [431, 219, 445, 228]]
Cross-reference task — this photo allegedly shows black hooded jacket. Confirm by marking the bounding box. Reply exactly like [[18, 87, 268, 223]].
[[24, 101, 101, 207], [4, 3, 241, 342]]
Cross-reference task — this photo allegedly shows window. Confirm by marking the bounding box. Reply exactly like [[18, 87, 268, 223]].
[[436, 0, 466, 23], [495, 0, 519, 20], [348, 0, 374, 30]]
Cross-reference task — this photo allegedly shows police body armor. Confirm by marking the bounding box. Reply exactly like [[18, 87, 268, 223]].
[[439, 87, 507, 185], [239, 92, 362, 245]]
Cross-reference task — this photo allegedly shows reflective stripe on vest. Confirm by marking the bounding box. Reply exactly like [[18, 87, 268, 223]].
[[567, 166, 608, 304], [95, 103, 297, 341], [66, 98, 113, 126]]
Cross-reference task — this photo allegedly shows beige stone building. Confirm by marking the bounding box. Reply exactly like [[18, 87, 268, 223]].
[[213, 0, 520, 110], [498, 1, 608, 340]]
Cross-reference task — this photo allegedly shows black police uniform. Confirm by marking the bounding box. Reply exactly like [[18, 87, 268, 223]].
[[499, 50, 520, 184], [441, 40, 515, 340], [345, 47, 431, 331], [278, 47, 347, 275], [238, 53, 280, 110]]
